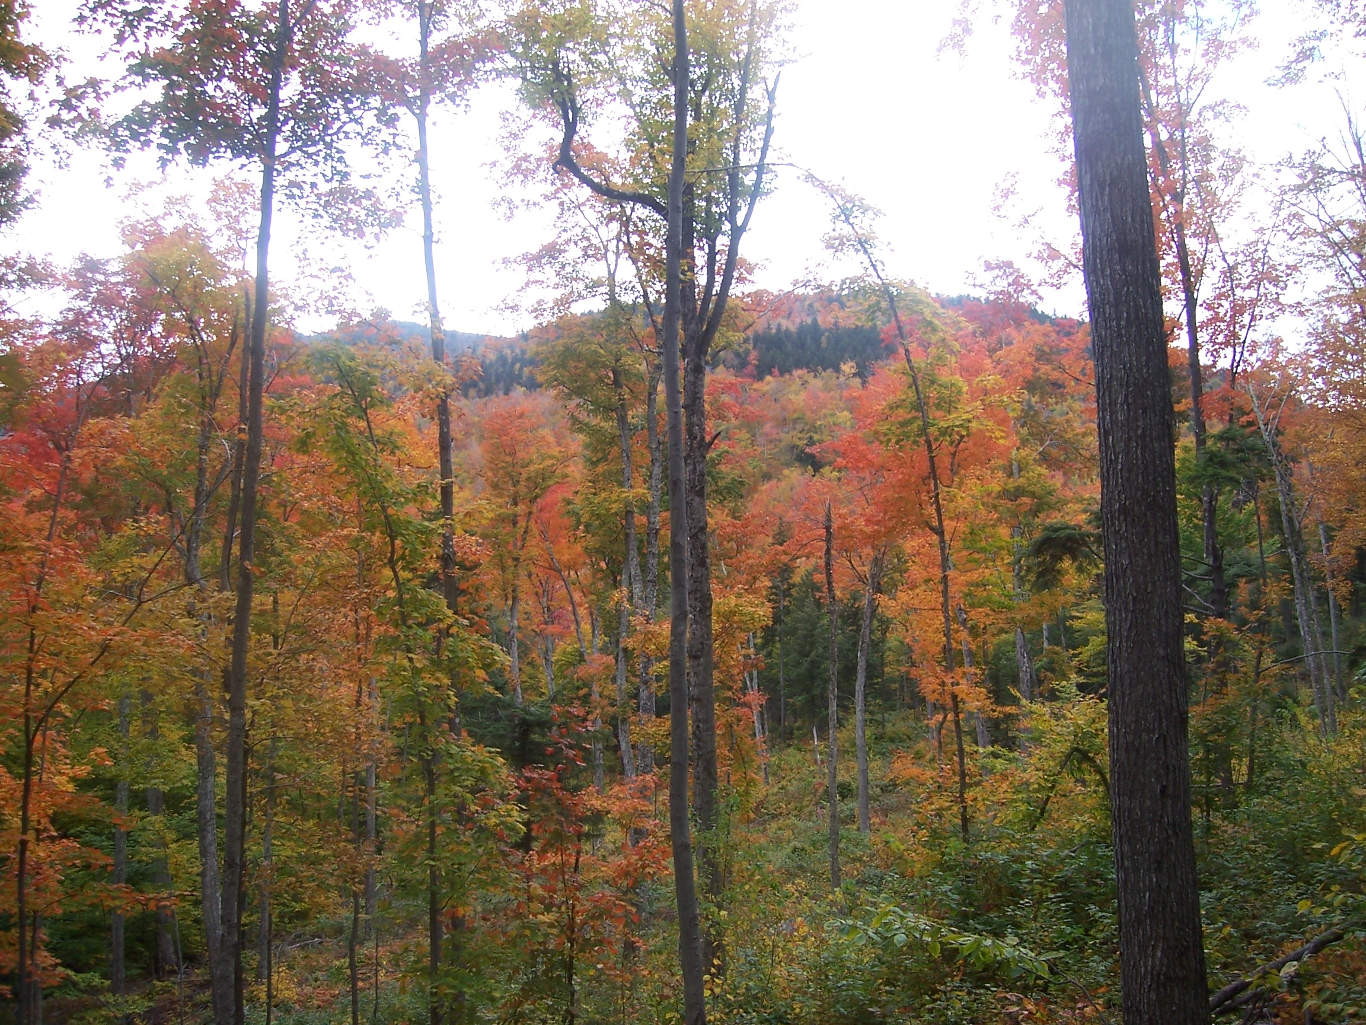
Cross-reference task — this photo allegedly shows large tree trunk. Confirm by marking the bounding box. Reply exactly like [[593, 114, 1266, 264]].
[[1063, 2, 1209, 1023]]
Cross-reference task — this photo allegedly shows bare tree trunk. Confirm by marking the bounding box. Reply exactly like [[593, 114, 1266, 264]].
[[638, 361, 662, 773], [824, 503, 841, 889], [1248, 387, 1335, 735], [144, 779, 179, 977], [744, 634, 769, 785], [1318, 523, 1345, 702], [221, 8, 291, 1023], [663, 7, 705, 1019], [256, 742, 277, 1025], [854, 554, 882, 835], [111, 695, 130, 997], [196, 684, 229, 1024], [1064, 2, 1210, 1021], [613, 363, 638, 779]]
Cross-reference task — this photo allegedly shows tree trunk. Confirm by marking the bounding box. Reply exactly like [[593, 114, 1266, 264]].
[[744, 634, 769, 785], [1248, 387, 1335, 735], [111, 695, 130, 997], [196, 684, 230, 1025], [684, 323, 722, 973], [824, 503, 841, 889], [257, 742, 277, 1023], [612, 364, 639, 779], [854, 554, 881, 835], [414, 5, 469, 1019], [638, 359, 662, 773], [221, 7, 290, 1022], [1138, 61, 1227, 624], [824, 180, 968, 843], [1014, 628, 1036, 703], [663, 6, 706, 1020], [1063, 2, 1210, 1022], [1318, 523, 1345, 702]]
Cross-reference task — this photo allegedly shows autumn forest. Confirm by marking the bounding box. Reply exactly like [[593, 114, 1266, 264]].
[[1, 1, 1364, 1024]]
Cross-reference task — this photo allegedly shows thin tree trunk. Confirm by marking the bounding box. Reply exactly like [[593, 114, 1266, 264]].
[[257, 741, 277, 1025], [820, 177, 968, 843], [824, 503, 841, 889], [663, 6, 705, 1019], [744, 634, 769, 785], [854, 554, 882, 835], [1318, 523, 1345, 701], [111, 695, 130, 997], [613, 363, 638, 779], [221, 7, 290, 1023], [638, 361, 662, 773], [1248, 387, 1335, 735], [144, 773, 179, 978], [195, 684, 229, 1023], [415, 5, 467, 1020]]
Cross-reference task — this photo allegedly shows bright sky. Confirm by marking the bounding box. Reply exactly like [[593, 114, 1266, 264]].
[[12, 1, 1358, 336]]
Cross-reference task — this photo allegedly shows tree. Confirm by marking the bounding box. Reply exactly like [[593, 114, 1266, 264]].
[[1062, 2, 1208, 1023], [84, 3, 378, 1020], [474, 393, 575, 706], [0, 0, 47, 226], [510, 0, 781, 1007]]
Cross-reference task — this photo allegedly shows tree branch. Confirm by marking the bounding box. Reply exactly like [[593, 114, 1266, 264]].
[[1208, 922, 1357, 1017]]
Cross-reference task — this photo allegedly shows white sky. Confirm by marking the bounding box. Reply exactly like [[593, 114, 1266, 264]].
[[12, 0, 1359, 336]]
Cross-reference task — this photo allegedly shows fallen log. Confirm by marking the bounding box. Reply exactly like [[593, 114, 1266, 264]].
[[1208, 921, 1358, 1017]]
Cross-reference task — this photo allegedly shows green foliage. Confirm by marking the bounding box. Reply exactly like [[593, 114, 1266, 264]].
[[738, 320, 888, 380]]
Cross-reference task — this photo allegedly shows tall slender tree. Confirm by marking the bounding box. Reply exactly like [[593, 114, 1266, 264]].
[[85, 3, 375, 1019], [510, 0, 781, 1002]]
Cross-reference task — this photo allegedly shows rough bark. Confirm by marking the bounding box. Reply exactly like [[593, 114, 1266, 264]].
[[684, 325, 722, 971], [1063, 2, 1210, 1023], [663, 6, 706, 1021]]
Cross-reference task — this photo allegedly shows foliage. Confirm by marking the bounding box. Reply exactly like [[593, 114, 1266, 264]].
[[3, 1, 1366, 1021]]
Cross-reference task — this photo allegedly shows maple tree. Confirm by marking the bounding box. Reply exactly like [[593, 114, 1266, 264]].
[[0, 0, 46, 227]]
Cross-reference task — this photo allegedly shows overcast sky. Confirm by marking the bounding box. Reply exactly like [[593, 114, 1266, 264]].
[[13, 1, 1357, 336]]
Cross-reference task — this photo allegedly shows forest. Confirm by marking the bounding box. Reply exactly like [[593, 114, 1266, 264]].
[[1, 1, 1364, 1024]]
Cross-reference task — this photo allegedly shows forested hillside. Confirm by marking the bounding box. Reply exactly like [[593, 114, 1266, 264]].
[[3, 1, 1365, 1025]]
